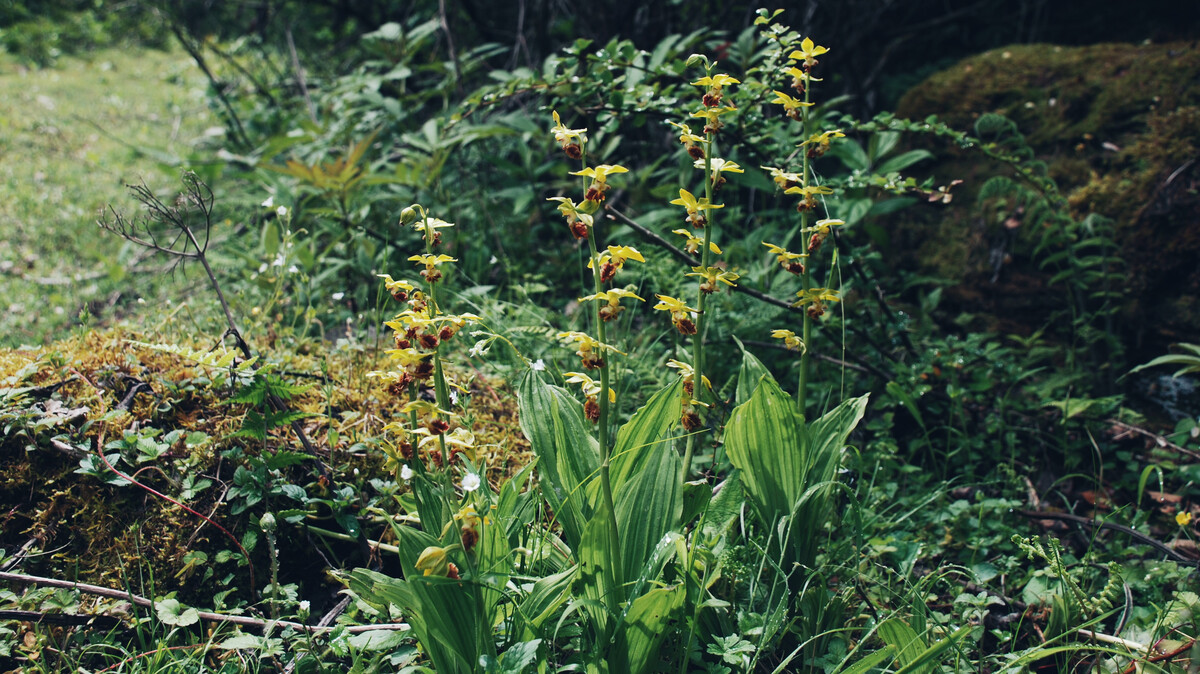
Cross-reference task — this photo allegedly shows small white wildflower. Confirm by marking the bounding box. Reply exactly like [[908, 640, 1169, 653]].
[[461, 472, 481, 492], [531, 358, 546, 372], [400, 465, 414, 481], [261, 196, 275, 208], [258, 263, 269, 273], [489, 255, 498, 264], [449, 390, 459, 405], [468, 341, 486, 358], [331, 292, 345, 301], [287, 265, 299, 274], [277, 205, 289, 218], [298, 600, 310, 613], [272, 253, 285, 267], [137, 297, 146, 304], [353, 468, 360, 476]]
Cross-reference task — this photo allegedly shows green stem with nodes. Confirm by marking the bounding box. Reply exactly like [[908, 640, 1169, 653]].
[[680, 127, 716, 484], [797, 78, 813, 418], [419, 207, 454, 468], [580, 139, 624, 600]]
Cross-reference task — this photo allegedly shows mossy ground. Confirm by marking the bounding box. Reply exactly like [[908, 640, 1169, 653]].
[[0, 325, 527, 606], [894, 42, 1200, 346], [0, 46, 215, 347]]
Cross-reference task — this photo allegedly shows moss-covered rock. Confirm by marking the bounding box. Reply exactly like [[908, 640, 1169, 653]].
[[895, 42, 1200, 348]]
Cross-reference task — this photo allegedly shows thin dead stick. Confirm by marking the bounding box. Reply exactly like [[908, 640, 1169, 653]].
[[286, 27, 317, 124], [1108, 419, 1200, 461], [1016, 510, 1197, 565], [608, 207, 897, 372], [0, 571, 406, 634]]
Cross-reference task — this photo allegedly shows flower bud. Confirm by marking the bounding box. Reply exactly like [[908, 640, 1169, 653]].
[[399, 206, 419, 226], [415, 546, 451, 577]]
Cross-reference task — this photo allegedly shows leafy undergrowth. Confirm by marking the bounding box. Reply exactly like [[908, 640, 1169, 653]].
[[0, 46, 214, 347], [2, 324, 1199, 672], [0, 324, 528, 669]]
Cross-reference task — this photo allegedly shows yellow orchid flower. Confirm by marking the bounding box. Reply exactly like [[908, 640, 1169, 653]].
[[551, 110, 586, 158], [666, 359, 712, 395], [653, 294, 699, 335], [668, 121, 707, 159], [784, 66, 822, 91], [785, 183, 835, 212], [692, 73, 741, 107], [803, 129, 845, 158], [557, 331, 623, 369], [805, 218, 846, 235], [762, 241, 808, 274], [771, 90, 813, 120], [547, 196, 595, 239], [579, 288, 644, 321], [694, 157, 744, 189], [570, 164, 629, 202], [672, 228, 722, 255], [687, 265, 739, 294], [670, 188, 724, 228], [377, 274, 416, 302], [408, 253, 457, 283], [794, 287, 841, 319], [804, 218, 845, 252], [588, 245, 645, 282], [783, 184, 834, 197], [414, 217, 454, 234], [570, 164, 629, 182], [690, 73, 741, 89], [690, 106, 737, 134], [761, 166, 803, 190], [564, 372, 617, 403], [804, 130, 846, 146], [668, 121, 706, 145], [789, 37, 829, 68], [771, 329, 805, 352]]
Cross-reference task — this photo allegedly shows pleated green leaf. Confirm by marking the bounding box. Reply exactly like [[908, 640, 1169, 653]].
[[877, 618, 929, 673], [517, 369, 599, 546], [515, 566, 577, 638], [724, 373, 806, 522], [622, 585, 685, 674], [611, 377, 683, 492], [735, 342, 772, 406], [616, 444, 682, 582]]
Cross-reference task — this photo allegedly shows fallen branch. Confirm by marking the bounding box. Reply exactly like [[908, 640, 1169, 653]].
[[1108, 419, 1200, 461], [0, 571, 406, 634]]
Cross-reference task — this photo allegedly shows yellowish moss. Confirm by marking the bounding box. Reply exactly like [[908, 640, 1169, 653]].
[[0, 325, 529, 599]]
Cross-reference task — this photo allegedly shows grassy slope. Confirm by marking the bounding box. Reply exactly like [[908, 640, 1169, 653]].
[[0, 46, 214, 347]]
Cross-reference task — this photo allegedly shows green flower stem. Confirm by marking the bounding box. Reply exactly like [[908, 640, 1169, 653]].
[[418, 208, 454, 468], [581, 140, 624, 600], [797, 79, 813, 418], [681, 121, 717, 483]]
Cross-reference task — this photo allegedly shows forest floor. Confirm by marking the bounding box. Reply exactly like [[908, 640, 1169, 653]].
[[0, 46, 213, 346]]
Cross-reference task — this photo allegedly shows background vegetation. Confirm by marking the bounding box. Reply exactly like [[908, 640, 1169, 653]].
[[1, 1, 1198, 672]]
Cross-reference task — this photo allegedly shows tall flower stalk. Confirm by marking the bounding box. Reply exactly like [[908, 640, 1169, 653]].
[[764, 38, 844, 417], [663, 64, 741, 481], [549, 112, 643, 595]]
